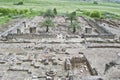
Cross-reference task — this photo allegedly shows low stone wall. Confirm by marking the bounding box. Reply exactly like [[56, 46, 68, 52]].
[[86, 40, 120, 43], [87, 43, 120, 48], [10, 33, 56, 39], [86, 58, 98, 76], [84, 34, 115, 39], [88, 45, 120, 48]]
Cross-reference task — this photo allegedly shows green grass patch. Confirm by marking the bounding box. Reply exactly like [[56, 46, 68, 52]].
[[0, 0, 120, 14], [0, 16, 10, 24]]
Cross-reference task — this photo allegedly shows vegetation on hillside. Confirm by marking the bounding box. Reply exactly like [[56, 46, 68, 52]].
[[0, 0, 120, 25], [0, 8, 28, 16], [0, 8, 29, 24]]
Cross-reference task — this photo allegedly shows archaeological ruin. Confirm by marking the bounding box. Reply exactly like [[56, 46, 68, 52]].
[[0, 16, 120, 80]]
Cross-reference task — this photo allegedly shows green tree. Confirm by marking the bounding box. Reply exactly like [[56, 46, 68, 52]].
[[66, 11, 77, 25], [43, 9, 55, 19], [42, 18, 54, 32], [68, 22, 80, 33]]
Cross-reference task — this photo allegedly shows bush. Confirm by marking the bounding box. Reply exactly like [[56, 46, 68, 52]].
[[82, 10, 91, 16], [14, 1, 24, 5], [93, 0, 98, 4], [90, 11, 101, 18], [18, 1, 23, 5], [53, 8, 57, 15], [0, 8, 29, 16]]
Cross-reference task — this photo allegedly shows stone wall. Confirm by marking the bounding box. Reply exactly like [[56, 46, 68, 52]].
[[11, 33, 56, 39], [88, 46, 120, 48], [84, 34, 115, 39], [86, 59, 98, 76]]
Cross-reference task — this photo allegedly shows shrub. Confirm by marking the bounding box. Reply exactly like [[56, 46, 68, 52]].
[[14, 1, 24, 5], [18, 1, 23, 5], [53, 8, 57, 15], [82, 10, 91, 16], [0, 8, 29, 16], [93, 0, 98, 4], [90, 10, 101, 18]]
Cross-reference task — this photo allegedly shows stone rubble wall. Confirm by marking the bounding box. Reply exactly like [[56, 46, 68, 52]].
[[87, 43, 120, 48], [84, 34, 115, 39], [11, 33, 56, 39], [88, 46, 120, 48]]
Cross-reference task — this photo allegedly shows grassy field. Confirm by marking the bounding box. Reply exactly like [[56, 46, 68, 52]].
[[0, 0, 120, 14], [0, 0, 120, 24]]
